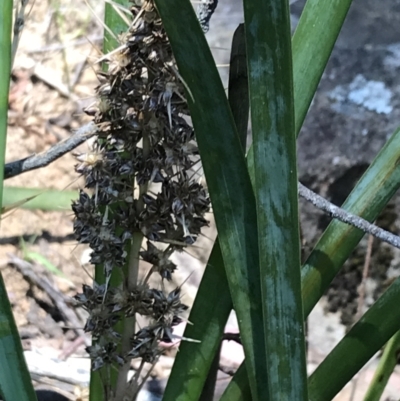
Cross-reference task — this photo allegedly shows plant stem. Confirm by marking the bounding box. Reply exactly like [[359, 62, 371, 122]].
[[114, 231, 142, 401]]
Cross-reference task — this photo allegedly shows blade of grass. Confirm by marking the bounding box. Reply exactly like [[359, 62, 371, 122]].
[[163, 23, 249, 401], [0, 1, 38, 400], [309, 277, 400, 400], [228, 23, 249, 151], [2, 186, 77, 211], [103, 0, 130, 53], [243, 0, 307, 399], [155, 1, 270, 399], [0, 0, 12, 201], [292, 0, 352, 131], [363, 330, 400, 401], [163, 241, 232, 401], [19, 236, 67, 278], [220, 362, 251, 401]]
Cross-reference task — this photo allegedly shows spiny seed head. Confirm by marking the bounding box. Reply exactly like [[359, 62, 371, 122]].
[[73, 0, 209, 376]]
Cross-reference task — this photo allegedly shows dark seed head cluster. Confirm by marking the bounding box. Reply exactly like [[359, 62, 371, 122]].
[[72, 0, 209, 373]]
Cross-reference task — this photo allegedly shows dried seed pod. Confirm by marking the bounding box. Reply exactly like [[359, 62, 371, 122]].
[[72, 0, 210, 389]]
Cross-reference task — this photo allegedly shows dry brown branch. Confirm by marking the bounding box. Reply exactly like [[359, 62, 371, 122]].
[[4, 122, 97, 179]]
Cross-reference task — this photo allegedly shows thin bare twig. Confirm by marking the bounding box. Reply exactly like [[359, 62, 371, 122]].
[[4, 122, 97, 179], [298, 182, 400, 250]]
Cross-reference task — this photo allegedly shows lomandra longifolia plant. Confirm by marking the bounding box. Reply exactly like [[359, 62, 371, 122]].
[[72, 0, 210, 398]]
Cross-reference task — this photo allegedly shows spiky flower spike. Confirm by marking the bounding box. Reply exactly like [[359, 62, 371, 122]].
[[72, 1, 210, 399]]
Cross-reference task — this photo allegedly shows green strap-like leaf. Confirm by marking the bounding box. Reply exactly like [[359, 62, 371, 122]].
[[103, 1, 130, 53], [0, 1, 38, 400], [228, 23, 249, 151], [0, 272, 38, 401], [220, 362, 251, 401], [363, 330, 400, 401], [243, 0, 307, 399], [155, 1, 269, 399], [309, 277, 400, 400], [292, 0, 352, 131], [2, 186, 77, 211], [163, 241, 231, 401], [163, 24, 249, 401]]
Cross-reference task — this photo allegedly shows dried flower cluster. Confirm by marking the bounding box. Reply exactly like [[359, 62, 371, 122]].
[[72, 0, 210, 392]]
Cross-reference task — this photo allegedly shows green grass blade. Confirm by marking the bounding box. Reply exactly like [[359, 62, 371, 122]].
[[163, 24, 249, 401], [0, 273, 38, 401], [163, 241, 232, 401], [243, 0, 307, 399], [103, 1, 130, 53], [220, 362, 251, 401], [302, 126, 400, 316], [292, 0, 352, 131], [25, 252, 67, 278], [228, 23, 249, 150], [155, 2, 269, 399], [0, 0, 12, 196], [0, 1, 37, 400], [309, 277, 400, 400], [2, 186, 77, 211], [363, 330, 400, 401]]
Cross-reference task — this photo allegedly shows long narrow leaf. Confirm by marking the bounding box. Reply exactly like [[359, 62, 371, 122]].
[[308, 277, 400, 400], [155, 2, 269, 399], [244, 0, 307, 399], [0, 0, 12, 204], [103, 1, 130, 53], [164, 24, 250, 401], [220, 362, 251, 401], [2, 186, 77, 211], [228, 24, 249, 151], [163, 241, 231, 401], [363, 330, 400, 401], [0, 1, 38, 400], [163, 24, 249, 401], [292, 0, 352, 131]]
